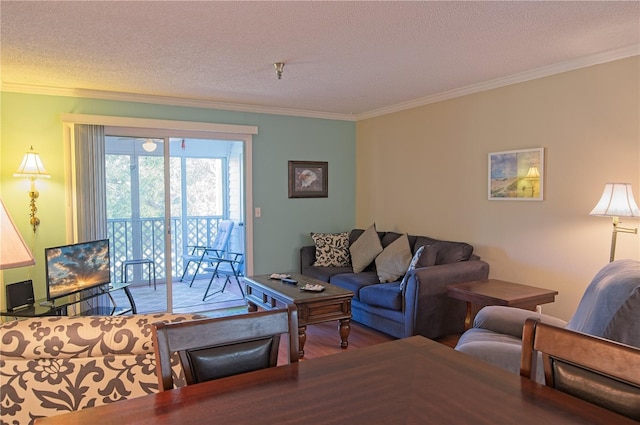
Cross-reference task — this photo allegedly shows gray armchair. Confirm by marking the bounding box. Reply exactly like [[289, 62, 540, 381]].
[[454, 259, 640, 382]]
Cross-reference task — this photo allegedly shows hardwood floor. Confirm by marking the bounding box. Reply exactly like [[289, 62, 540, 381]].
[[278, 320, 461, 363], [143, 277, 460, 360], [298, 320, 395, 360], [434, 333, 462, 349]]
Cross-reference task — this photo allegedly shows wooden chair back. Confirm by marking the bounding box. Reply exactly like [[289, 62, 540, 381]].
[[520, 318, 640, 421], [152, 305, 298, 391]]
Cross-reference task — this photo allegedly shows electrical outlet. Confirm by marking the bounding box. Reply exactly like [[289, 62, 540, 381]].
[[255, 207, 261, 218]]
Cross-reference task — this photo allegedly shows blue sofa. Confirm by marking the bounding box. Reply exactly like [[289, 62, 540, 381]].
[[300, 229, 490, 339]]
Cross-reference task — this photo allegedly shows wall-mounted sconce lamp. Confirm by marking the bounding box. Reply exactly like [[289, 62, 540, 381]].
[[0, 198, 35, 269], [589, 183, 639, 262], [13, 146, 51, 233]]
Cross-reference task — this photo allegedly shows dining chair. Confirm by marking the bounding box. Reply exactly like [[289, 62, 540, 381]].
[[179, 219, 234, 286], [520, 318, 640, 421], [152, 305, 299, 391], [201, 251, 245, 301]]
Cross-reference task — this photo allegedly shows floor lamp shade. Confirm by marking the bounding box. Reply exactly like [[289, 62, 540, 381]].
[[0, 198, 35, 269], [589, 183, 640, 218], [589, 183, 640, 262]]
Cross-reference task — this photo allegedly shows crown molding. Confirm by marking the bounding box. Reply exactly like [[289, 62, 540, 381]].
[[0, 84, 358, 122], [2, 45, 637, 123], [356, 45, 640, 121]]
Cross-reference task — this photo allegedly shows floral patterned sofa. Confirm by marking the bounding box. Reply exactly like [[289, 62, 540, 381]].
[[0, 313, 206, 425]]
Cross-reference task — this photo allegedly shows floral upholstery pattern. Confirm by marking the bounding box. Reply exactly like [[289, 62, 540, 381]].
[[311, 232, 351, 267], [0, 313, 206, 425]]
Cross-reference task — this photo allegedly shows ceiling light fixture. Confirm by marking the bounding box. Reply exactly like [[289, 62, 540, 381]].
[[274, 62, 285, 80], [142, 139, 158, 152]]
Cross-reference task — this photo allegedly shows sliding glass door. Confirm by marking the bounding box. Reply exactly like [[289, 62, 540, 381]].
[[105, 137, 168, 311], [104, 135, 245, 314]]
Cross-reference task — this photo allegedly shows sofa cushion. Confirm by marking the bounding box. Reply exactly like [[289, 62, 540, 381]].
[[380, 231, 402, 248], [413, 237, 438, 268], [330, 271, 380, 300], [432, 241, 474, 265], [311, 232, 351, 267], [375, 234, 412, 283], [302, 265, 353, 283], [350, 223, 383, 273], [359, 282, 403, 310], [400, 245, 425, 291], [455, 327, 533, 377]]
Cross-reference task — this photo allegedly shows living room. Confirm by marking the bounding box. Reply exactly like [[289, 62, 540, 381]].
[[1, 3, 638, 324], [1, 2, 639, 424]]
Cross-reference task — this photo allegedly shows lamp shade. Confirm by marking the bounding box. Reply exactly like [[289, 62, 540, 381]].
[[14, 146, 51, 178], [0, 198, 35, 269], [525, 166, 540, 179], [589, 183, 640, 217]]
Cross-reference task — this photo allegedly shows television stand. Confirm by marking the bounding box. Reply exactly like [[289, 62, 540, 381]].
[[1, 282, 137, 319]]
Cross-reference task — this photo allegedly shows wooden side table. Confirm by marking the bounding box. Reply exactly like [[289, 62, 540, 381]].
[[447, 279, 558, 330]]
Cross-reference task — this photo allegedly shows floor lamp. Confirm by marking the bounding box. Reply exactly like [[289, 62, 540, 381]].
[[589, 183, 640, 262]]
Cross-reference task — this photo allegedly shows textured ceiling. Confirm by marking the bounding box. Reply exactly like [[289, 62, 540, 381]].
[[1, 1, 639, 119]]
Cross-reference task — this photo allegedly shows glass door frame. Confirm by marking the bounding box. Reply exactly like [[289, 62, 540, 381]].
[[62, 114, 257, 312]]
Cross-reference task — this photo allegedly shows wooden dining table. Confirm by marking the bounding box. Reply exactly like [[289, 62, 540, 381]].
[[34, 336, 635, 425]]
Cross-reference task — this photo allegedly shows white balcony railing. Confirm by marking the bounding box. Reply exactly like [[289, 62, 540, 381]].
[[107, 216, 225, 282]]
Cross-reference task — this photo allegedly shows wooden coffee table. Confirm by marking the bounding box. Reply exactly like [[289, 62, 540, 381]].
[[447, 279, 558, 330], [244, 274, 353, 358]]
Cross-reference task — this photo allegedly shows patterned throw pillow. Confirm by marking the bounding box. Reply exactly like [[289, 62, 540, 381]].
[[400, 245, 425, 291], [375, 234, 413, 283], [311, 232, 351, 267], [349, 223, 383, 273]]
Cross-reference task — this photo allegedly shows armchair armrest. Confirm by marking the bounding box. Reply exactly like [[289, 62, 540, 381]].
[[185, 245, 207, 256], [203, 247, 225, 257], [473, 305, 568, 339]]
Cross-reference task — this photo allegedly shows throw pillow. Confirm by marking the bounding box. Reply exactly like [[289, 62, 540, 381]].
[[349, 223, 383, 273], [375, 234, 412, 283], [311, 232, 351, 267], [400, 245, 425, 291]]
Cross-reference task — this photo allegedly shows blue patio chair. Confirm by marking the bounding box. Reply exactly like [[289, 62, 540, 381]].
[[202, 252, 245, 301], [180, 220, 234, 287]]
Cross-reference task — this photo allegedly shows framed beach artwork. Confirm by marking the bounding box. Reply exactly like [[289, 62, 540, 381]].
[[488, 148, 544, 201], [288, 160, 328, 198]]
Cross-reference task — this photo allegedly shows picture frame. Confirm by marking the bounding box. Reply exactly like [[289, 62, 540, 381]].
[[488, 148, 544, 201], [288, 160, 328, 198]]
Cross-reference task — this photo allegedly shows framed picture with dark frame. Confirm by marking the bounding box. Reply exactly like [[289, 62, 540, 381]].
[[288, 160, 328, 198], [488, 147, 544, 201]]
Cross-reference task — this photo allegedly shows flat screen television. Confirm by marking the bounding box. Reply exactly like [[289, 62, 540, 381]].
[[45, 239, 111, 301]]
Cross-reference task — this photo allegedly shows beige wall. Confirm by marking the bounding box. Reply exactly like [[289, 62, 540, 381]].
[[356, 57, 640, 321]]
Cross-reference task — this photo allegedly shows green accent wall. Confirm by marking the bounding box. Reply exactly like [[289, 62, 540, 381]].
[[1, 92, 356, 298]]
